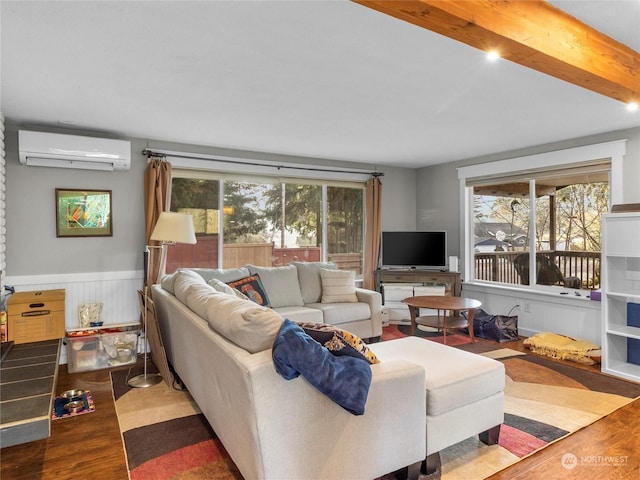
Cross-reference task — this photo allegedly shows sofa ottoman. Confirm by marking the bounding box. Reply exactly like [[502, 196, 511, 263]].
[[370, 337, 504, 458]]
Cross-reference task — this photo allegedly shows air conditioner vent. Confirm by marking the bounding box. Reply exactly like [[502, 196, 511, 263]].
[[18, 130, 131, 171]]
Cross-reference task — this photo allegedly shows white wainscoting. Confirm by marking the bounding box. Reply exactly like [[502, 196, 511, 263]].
[[462, 282, 601, 345], [5, 270, 143, 364]]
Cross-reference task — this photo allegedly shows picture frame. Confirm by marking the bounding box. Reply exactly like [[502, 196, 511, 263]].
[[55, 188, 113, 237]]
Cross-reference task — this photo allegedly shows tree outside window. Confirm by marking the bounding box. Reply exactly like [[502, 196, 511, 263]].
[[473, 177, 607, 289]]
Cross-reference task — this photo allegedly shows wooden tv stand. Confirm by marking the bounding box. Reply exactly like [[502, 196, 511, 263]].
[[375, 269, 462, 297]]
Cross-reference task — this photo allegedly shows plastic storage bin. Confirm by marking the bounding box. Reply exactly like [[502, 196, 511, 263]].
[[66, 325, 139, 373]]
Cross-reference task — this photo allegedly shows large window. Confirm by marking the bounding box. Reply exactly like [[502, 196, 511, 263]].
[[165, 174, 364, 274], [473, 174, 608, 289], [459, 140, 626, 292]]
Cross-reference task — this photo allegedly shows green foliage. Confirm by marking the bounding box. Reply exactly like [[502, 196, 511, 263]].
[[328, 187, 363, 253], [263, 184, 322, 247], [171, 177, 364, 253], [223, 182, 269, 243], [171, 178, 218, 210]]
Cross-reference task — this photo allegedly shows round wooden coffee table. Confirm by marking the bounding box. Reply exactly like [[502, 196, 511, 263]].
[[403, 296, 482, 344]]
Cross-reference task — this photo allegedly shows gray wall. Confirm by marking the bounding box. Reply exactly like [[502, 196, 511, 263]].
[[416, 126, 640, 259], [5, 123, 417, 276], [415, 161, 460, 257], [5, 124, 147, 275], [6, 121, 636, 277], [377, 165, 417, 232]]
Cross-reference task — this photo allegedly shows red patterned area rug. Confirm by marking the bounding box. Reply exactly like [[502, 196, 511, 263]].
[[432, 347, 640, 479], [112, 341, 640, 480], [111, 365, 242, 480]]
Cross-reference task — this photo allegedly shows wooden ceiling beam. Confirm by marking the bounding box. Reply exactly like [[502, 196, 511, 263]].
[[352, 0, 640, 104]]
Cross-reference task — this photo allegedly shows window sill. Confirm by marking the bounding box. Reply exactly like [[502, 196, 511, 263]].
[[463, 280, 601, 308]]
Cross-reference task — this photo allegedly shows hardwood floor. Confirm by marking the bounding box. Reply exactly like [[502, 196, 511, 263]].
[[1, 363, 129, 480], [485, 338, 640, 480], [1, 341, 639, 480]]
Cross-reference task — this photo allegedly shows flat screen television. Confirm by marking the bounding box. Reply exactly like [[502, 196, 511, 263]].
[[381, 231, 447, 270]]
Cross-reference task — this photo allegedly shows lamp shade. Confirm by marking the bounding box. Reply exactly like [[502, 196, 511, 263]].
[[150, 212, 197, 244]]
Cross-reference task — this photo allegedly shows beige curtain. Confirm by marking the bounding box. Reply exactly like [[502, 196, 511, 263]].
[[144, 157, 172, 286], [363, 177, 382, 290]]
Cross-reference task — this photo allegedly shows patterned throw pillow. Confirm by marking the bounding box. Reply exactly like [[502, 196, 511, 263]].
[[296, 322, 380, 364], [227, 275, 271, 307]]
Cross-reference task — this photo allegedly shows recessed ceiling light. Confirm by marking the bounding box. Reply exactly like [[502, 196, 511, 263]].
[[487, 51, 500, 61], [627, 102, 639, 112]]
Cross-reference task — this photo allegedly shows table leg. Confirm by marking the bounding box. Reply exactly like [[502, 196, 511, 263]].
[[466, 308, 476, 343], [409, 305, 417, 336], [440, 309, 447, 345]]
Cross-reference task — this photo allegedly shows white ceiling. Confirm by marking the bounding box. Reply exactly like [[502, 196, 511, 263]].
[[1, 0, 639, 168]]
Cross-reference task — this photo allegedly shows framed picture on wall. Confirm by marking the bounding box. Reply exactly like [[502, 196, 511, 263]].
[[55, 188, 113, 237]]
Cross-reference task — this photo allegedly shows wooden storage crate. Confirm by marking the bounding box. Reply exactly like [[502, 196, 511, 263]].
[[7, 290, 66, 344]]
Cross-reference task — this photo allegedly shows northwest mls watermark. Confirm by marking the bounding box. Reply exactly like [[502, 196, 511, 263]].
[[561, 453, 630, 469]]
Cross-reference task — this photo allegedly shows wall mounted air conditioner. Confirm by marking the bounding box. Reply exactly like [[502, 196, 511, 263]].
[[18, 130, 131, 171]]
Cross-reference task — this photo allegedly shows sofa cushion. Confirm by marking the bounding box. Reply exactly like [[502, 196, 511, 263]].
[[208, 278, 250, 301], [247, 265, 305, 308], [296, 322, 380, 364], [227, 274, 271, 307], [184, 283, 221, 317], [292, 261, 338, 304], [273, 306, 324, 324], [186, 284, 282, 353], [307, 302, 371, 326], [272, 319, 372, 415], [320, 269, 358, 303], [190, 267, 251, 284], [160, 272, 177, 294], [173, 269, 208, 303]]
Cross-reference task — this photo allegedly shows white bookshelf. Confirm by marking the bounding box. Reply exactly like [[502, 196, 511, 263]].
[[601, 212, 640, 382]]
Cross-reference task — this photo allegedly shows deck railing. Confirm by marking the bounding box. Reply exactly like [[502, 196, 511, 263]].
[[474, 250, 601, 289]]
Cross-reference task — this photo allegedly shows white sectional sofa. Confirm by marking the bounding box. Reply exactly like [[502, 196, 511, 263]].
[[152, 269, 426, 480], [184, 262, 382, 340], [151, 264, 505, 480]]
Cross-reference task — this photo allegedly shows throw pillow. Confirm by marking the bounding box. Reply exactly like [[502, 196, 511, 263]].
[[320, 268, 358, 303], [208, 278, 250, 301], [296, 322, 380, 364], [272, 319, 373, 415], [227, 274, 271, 307]]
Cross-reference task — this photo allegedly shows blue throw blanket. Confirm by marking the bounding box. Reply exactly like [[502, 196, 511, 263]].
[[272, 319, 372, 415]]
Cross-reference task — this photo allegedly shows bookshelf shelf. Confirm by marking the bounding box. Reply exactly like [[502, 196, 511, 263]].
[[602, 212, 640, 382]]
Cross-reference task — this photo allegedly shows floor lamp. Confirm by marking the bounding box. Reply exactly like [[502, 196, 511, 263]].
[[128, 211, 197, 388]]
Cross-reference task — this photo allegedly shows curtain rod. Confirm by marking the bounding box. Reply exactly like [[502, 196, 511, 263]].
[[142, 148, 384, 178]]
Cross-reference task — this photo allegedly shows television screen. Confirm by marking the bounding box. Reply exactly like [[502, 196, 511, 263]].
[[381, 231, 447, 269]]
